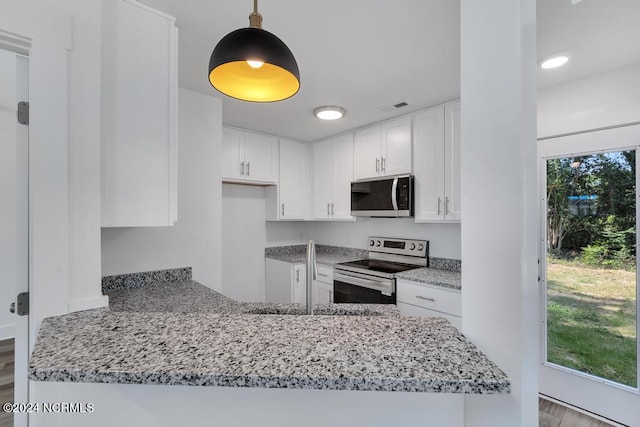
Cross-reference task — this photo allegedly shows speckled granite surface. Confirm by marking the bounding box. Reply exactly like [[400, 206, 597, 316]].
[[429, 257, 461, 272], [265, 245, 367, 265], [102, 267, 192, 293], [396, 268, 462, 291], [29, 309, 508, 393]]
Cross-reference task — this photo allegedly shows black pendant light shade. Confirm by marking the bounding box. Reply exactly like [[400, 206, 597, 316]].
[[208, 2, 300, 102]]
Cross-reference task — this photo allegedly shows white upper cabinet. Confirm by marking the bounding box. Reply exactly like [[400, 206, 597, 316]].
[[312, 134, 354, 220], [222, 127, 277, 184], [277, 139, 309, 220], [353, 116, 412, 180], [101, 0, 178, 227], [413, 101, 461, 222], [380, 116, 413, 176]]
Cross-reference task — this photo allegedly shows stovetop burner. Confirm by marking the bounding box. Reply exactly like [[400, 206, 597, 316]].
[[337, 259, 419, 275]]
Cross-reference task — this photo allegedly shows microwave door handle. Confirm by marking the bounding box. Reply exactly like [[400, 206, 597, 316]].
[[391, 177, 398, 211]]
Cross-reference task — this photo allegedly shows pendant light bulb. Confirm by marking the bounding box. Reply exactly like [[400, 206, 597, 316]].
[[247, 60, 265, 69], [208, 0, 300, 102]]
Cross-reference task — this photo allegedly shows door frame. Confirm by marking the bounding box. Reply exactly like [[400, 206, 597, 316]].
[[538, 123, 640, 426]]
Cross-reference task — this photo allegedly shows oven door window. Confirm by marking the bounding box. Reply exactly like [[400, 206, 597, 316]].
[[334, 280, 396, 304]]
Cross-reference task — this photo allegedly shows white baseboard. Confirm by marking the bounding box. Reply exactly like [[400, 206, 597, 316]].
[[0, 324, 15, 340], [67, 294, 109, 313]]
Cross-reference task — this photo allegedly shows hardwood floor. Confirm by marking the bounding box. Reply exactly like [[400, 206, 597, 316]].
[[539, 396, 618, 427], [0, 338, 13, 427]]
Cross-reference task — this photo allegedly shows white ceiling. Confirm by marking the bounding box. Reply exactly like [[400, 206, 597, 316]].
[[139, 0, 640, 142]]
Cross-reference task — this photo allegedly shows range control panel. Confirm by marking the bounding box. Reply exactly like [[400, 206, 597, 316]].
[[368, 237, 428, 258]]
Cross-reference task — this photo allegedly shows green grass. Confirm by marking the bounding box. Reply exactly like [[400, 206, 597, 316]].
[[546, 260, 637, 387]]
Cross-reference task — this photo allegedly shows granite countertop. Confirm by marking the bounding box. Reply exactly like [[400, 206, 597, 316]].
[[396, 268, 462, 291], [29, 309, 508, 393], [265, 244, 367, 266], [29, 268, 507, 394]]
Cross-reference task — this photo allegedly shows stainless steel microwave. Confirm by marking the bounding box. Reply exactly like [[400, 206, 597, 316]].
[[350, 175, 414, 217]]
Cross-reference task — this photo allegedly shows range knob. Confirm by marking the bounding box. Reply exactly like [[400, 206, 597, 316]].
[[375, 240, 381, 247], [418, 244, 424, 251], [409, 243, 416, 250], [369, 239, 375, 247]]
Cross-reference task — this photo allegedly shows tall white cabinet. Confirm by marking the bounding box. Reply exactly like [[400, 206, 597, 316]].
[[265, 139, 310, 221], [101, 0, 178, 227], [312, 133, 354, 220], [222, 127, 277, 185], [353, 116, 412, 180], [413, 101, 461, 222]]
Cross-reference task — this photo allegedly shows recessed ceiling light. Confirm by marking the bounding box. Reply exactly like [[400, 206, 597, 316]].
[[313, 106, 346, 121], [540, 55, 569, 70]]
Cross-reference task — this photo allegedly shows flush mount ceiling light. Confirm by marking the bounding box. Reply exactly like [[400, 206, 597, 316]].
[[208, 0, 300, 102], [313, 106, 346, 121], [540, 54, 570, 70]]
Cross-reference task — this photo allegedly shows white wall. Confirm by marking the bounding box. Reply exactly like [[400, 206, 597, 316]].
[[461, 0, 538, 426], [222, 184, 307, 302], [306, 220, 461, 259], [101, 89, 222, 291], [538, 62, 640, 138]]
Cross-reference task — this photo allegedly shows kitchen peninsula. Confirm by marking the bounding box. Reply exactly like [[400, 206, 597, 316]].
[[28, 268, 509, 427]]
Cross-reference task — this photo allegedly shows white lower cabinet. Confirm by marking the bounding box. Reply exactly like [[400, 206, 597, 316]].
[[265, 260, 334, 304], [396, 280, 461, 329], [313, 265, 334, 304], [265, 259, 306, 303]]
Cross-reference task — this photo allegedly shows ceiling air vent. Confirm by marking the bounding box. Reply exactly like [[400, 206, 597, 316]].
[[378, 99, 411, 112]]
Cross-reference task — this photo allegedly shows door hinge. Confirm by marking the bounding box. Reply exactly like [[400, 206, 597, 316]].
[[17, 101, 29, 125], [16, 292, 29, 316]]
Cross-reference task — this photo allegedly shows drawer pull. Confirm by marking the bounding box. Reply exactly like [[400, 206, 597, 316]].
[[416, 295, 435, 302], [318, 273, 328, 277]]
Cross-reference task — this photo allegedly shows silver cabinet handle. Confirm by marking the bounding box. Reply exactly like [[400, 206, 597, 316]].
[[445, 196, 450, 216], [327, 202, 331, 216], [240, 161, 245, 176], [281, 203, 285, 216], [246, 162, 250, 176], [318, 273, 328, 278], [416, 295, 435, 302], [376, 157, 380, 173], [381, 157, 386, 173], [331, 203, 335, 216], [296, 269, 300, 282], [9, 302, 15, 313], [437, 197, 442, 216]]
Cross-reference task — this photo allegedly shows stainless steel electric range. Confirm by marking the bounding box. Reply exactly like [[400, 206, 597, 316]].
[[333, 237, 428, 304]]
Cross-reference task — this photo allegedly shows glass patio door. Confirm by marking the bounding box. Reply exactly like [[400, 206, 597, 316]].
[[539, 126, 640, 427]]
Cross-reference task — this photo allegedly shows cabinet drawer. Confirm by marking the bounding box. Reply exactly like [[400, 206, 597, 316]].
[[397, 281, 461, 317], [316, 265, 333, 284]]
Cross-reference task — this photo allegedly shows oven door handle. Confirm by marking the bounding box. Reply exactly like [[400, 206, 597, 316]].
[[391, 177, 398, 211], [334, 272, 395, 296]]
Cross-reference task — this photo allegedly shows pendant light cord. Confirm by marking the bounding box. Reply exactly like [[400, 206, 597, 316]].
[[249, 0, 263, 28]]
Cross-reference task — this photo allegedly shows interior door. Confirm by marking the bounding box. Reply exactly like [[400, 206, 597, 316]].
[[0, 48, 29, 427], [539, 125, 640, 426]]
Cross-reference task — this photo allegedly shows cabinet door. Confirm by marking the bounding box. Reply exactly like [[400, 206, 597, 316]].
[[444, 102, 462, 221], [312, 139, 334, 219], [380, 116, 412, 176], [332, 134, 355, 219], [313, 281, 333, 304], [413, 107, 445, 221], [222, 127, 244, 180], [292, 264, 307, 304], [244, 132, 277, 183], [353, 125, 381, 180], [101, 0, 178, 227], [279, 139, 308, 219]]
